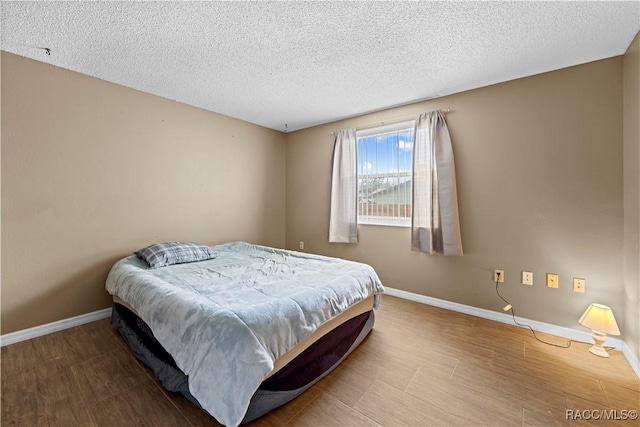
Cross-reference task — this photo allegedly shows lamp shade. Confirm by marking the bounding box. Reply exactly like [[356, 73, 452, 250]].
[[578, 303, 620, 335]]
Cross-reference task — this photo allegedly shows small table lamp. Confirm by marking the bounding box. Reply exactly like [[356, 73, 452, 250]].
[[578, 303, 620, 357]]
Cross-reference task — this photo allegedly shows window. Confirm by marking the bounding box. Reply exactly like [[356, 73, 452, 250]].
[[330, 111, 462, 254], [357, 121, 415, 226]]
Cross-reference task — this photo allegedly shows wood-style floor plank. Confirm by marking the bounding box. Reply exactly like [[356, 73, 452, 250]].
[[353, 379, 471, 426], [1, 369, 38, 422], [45, 395, 96, 427], [1, 296, 637, 426], [1, 340, 44, 376], [287, 392, 381, 426], [522, 407, 569, 427], [313, 362, 372, 408], [70, 348, 150, 407]]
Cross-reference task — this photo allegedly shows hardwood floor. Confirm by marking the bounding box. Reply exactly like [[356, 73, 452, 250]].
[[2, 296, 638, 426]]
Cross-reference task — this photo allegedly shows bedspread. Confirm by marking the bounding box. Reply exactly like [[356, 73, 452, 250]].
[[105, 242, 384, 426]]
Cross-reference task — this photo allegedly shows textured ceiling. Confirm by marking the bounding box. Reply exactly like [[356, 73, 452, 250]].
[[1, 1, 639, 132]]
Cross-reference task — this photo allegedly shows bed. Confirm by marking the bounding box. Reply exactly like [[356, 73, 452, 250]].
[[105, 241, 384, 426]]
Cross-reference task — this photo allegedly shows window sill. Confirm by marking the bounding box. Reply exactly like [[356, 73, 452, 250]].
[[358, 220, 411, 228]]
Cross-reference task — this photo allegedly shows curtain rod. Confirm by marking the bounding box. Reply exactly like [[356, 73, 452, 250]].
[[330, 107, 451, 135]]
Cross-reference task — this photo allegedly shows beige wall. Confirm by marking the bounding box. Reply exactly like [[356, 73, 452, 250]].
[[286, 58, 625, 334], [1, 52, 286, 334], [2, 46, 634, 352], [623, 32, 640, 362]]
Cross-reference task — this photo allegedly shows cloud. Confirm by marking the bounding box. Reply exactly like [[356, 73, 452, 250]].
[[398, 139, 412, 151]]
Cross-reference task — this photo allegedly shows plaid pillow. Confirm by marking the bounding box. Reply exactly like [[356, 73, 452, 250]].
[[134, 242, 216, 268]]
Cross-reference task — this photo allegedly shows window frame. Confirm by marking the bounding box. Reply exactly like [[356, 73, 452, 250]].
[[356, 120, 415, 228]]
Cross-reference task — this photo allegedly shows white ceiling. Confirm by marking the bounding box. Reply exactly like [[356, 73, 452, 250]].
[[2, 1, 639, 132]]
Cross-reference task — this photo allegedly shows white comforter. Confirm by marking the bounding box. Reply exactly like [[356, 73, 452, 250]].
[[105, 242, 384, 426]]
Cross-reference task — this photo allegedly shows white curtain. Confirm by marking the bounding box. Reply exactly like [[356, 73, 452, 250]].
[[329, 128, 358, 243], [411, 111, 463, 255]]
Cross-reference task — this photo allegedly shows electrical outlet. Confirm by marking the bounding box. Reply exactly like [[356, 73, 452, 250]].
[[299, 241, 304, 250], [493, 269, 504, 283], [522, 271, 533, 286], [546, 273, 559, 288], [573, 277, 585, 293]]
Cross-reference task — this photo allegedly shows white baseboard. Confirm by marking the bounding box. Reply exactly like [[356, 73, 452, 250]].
[[621, 341, 640, 378], [0, 307, 112, 347], [383, 287, 638, 378]]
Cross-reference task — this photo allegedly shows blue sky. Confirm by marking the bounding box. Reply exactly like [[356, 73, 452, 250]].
[[357, 129, 414, 177]]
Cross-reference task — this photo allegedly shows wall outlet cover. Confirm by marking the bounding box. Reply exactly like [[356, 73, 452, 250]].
[[522, 271, 533, 286], [573, 277, 585, 293], [546, 273, 559, 288]]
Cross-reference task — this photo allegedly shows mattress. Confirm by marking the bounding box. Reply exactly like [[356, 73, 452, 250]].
[[105, 242, 384, 426], [111, 295, 375, 423]]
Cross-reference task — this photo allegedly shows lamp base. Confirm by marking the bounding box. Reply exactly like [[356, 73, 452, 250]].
[[588, 344, 610, 358], [589, 331, 610, 358]]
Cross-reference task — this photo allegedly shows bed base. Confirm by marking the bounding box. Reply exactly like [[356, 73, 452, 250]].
[[111, 303, 374, 424]]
